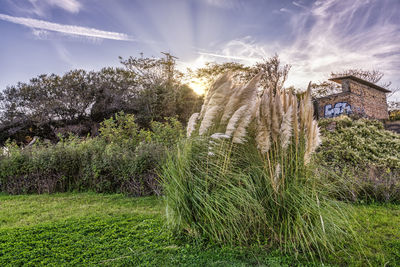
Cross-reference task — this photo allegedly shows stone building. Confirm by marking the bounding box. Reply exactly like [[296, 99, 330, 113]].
[[315, 75, 390, 120]]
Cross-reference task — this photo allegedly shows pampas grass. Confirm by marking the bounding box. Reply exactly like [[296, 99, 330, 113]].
[[169, 72, 355, 262], [186, 113, 199, 137]]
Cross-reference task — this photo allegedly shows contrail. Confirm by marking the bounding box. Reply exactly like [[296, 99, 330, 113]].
[[0, 13, 134, 41]]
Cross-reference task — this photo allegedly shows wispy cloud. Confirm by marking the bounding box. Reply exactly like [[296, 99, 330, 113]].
[[284, 0, 400, 93], [203, 0, 238, 8], [0, 13, 134, 41], [197, 51, 258, 61], [28, 0, 82, 16], [292, 1, 306, 9], [191, 0, 400, 100]]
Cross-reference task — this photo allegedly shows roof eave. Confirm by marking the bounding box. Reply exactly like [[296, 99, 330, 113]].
[[329, 75, 391, 93]]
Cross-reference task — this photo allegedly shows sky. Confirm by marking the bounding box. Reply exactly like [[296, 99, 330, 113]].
[[0, 0, 399, 100]]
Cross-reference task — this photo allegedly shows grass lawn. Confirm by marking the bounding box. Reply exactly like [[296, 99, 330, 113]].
[[0, 193, 399, 266]]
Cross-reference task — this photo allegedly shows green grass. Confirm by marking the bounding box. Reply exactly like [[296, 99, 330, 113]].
[[344, 204, 400, 266], [0, 193, 399, 266]]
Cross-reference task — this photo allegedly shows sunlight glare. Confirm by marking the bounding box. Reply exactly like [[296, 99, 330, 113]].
[[188, 78, 208, 95]]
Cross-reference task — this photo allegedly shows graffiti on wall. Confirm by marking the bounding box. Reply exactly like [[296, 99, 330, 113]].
[[324, 102, 352, 118]]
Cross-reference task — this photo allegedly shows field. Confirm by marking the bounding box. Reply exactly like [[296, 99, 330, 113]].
[[0, 193, 399, 266]]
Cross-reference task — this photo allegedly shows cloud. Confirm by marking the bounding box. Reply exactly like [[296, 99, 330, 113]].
[[28, 0, 81, 16], [203, 0, 238, 8], [284, 0, 400, 92], [190, 0, 400, 101], [279, 8, 292, 13], [197, 51, 258, 61], [292, 1, 306, 9], [0, 13, 135, 41]]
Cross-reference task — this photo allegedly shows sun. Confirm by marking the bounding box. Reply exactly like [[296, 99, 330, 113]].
[[187, 78, 208, 95]]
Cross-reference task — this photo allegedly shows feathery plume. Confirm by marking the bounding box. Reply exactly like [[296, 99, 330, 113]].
[[199, 73, 232, 119], [255, 91, 272, 153], [225, 105, 248, 137], [271, 90, 283, 142], [273, 163, 281, 193], [280, 105, 293, 150], [299, 98, 305, 132], [304, 120, 321, 164], [232, 98, 258, 144], [198, 79, 233, 134], [199, 106, 220, 135], [292, 96, 299, 146], [221, 73, 262, 124], [303, 82, 313, 131], [210, 133, 231, 140], [186, 113, 199, 137]]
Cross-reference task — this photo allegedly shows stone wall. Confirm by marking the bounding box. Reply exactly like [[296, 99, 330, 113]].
[[316, 78, 389, 120], [347, 80, 388, 119], [316, 92, 352, 119]]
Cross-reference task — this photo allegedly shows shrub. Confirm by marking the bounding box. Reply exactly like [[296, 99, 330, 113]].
[[317, 116, 400, 202], [162, 73, 353, 261], [389, 110, 400, 121], [0, 113, 183, 195]]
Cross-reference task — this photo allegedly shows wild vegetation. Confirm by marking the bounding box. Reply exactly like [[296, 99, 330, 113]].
[[162, 73, 355, 261], [0, 54, 399, 265], [317, 116, 400, 202], [0, 113, 183, 196], [0, 53, 202, 145], [1, 193, 399, 266]]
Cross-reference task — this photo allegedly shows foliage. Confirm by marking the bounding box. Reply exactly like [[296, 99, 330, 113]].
[[1, 193, 399, 266], [318, 116, 400, 169], [188, 54, 291, 93], [0, 113, 183, 196], [118, 53, 203, 127], [0, 53, 202, 145], [317, 116, 400, 202], [162, 74, 353, 261], [389, 109, 400, 121], [0, 193, 294, 266], [99, 111, 142, 147]]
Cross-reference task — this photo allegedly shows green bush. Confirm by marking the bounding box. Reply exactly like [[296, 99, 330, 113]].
[[0, 113, 184, 195], [317, 116, 400, 202], [389, 110, 400, 121]]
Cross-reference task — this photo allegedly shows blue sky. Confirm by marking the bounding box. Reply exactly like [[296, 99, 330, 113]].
[[0, 0, 399, 100]]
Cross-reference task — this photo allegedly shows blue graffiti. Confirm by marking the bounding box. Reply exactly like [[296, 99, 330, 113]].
[[324, 102, 352, 118]]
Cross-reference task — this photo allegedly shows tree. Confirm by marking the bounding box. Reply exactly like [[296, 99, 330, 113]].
[[189, 54, 291, 94], [119, 53, 202, 126], [90, 67, 138, 121], [0, 52, 203, 144]]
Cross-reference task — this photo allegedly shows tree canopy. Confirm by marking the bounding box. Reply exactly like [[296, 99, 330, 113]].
[[0, 53, 203, 144]]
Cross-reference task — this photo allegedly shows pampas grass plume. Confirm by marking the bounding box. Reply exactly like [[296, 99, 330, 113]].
[[187, 112, 199, 137]]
